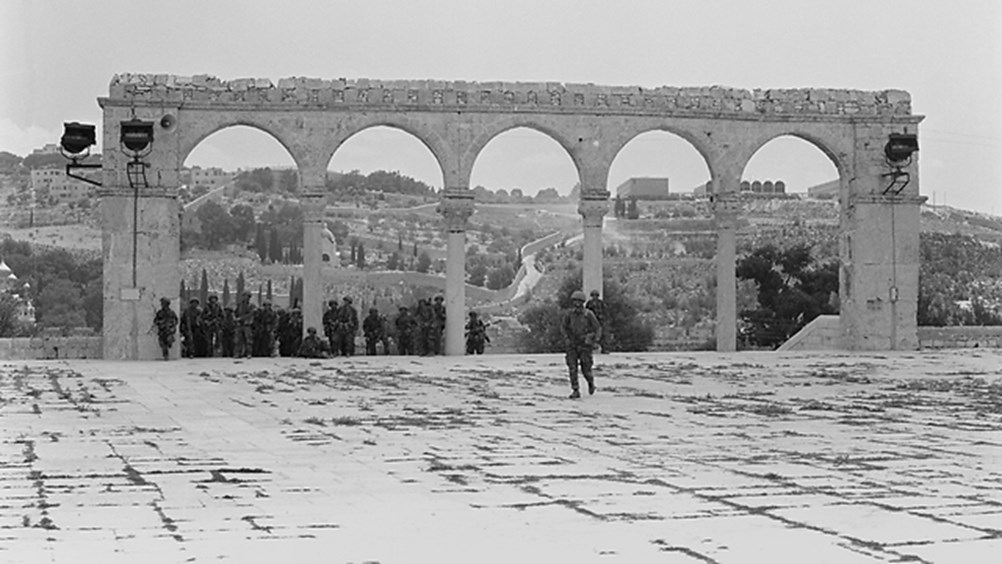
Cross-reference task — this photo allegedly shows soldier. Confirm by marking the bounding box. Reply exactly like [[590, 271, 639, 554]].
[[334, 296, 359, 356], [179, 298, 203, 358], [256, 301, 278, 357], [153, 297, 178, 361], [561, 290, 601, 399], [322, 299, 339, 355], [234, 292, 255, 358], [431, 295, 446, 355], [585, 289, 608, 353], [297, 327, 329, 358], [277, 306, 301, 357], [219, 306, 236, 358], [200, 295, 223, 357], [394, 306, 415, 355], [465, 311, 489, 355], [414, 298, 435, 356], [362, 307, 386, 356]]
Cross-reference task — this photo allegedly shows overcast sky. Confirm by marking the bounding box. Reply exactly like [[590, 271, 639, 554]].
[[2, 1, 1000, 209]]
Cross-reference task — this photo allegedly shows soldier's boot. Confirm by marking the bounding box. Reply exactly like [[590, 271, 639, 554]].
[[568, 369, 581, 399], [586, 376, 596, 396]]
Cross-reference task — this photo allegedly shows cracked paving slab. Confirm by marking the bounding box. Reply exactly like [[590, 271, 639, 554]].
[[0, 350, 1000, 563]]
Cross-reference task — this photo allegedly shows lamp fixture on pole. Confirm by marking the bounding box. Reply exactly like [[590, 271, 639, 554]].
[[882, 133, 919, 195], [59, 122, 102, 187]]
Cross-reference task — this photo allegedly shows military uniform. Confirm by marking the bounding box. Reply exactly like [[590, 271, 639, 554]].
[[585, 291, 608, 353], [153, 298, 178, 360], [562, 291, 602, 398], [334, 297, 358, 356], [362, 308, 386, 355], [431, 296, 446, 355], [465, 312, 489, 355], [200, 296, 223, 357], [180, 299, 204, 358], [234, 293, 255, 358], [394, 307, 415, 355], [297, 328, 329, 358], [322, 300, 339, 355]]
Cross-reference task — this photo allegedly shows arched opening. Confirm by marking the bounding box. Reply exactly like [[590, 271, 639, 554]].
[[324, 125, 445, 327], [470, 127, 579, 200], [736, 134, 841, 349], [179, 125, 299, 357], [742, 135, 839, 197], [467, 127, 580, 297], [605, 130, 715, 351]]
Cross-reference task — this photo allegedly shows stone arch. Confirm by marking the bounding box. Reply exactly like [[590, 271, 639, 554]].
[[605, 125, 715, 194], [468, 125, 581, 196], [465, 119, 584, 190], [737, 129, 850, 185], [324, 118, 449, 189], [178, 118, 303, 173]]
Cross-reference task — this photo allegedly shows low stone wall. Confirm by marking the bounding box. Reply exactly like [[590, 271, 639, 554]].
[[918, 327, 1002, 349], [776, 315, 841, 352], [0, 336, 103, 360]]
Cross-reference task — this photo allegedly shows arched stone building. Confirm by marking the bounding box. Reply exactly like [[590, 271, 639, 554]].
[[97, 75, 922, 359]]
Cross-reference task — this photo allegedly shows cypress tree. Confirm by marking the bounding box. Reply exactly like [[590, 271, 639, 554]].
[[255, 224, 267, 262], [266, 279, 273, 303], [222, 279, 231, 307], [236, 271, 245, 299], [269, 228, 282, 263], [200, 269, 209, 305]]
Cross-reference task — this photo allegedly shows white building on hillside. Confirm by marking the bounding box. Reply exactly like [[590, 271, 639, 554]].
[[30, 167, 96, 204]]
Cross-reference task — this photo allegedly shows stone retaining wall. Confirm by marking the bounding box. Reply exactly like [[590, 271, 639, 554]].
[[918, 326, 1002, 349], [0, 337, 103, 360]]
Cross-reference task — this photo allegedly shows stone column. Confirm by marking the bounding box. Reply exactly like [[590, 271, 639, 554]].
[[578, 193, 609, 296], [713, 192, 741, 352], [841, 194, 924, 350], [437, 191, 475, 356], [301, 191, 326, 338], [100, 186, 180, 360]]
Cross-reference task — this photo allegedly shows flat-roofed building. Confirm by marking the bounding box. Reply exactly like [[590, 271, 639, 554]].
[[30, 167, 96, 204], [616, 177, 670, 200]]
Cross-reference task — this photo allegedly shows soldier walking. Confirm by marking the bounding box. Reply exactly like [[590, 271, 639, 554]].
[[153, 298, 178, 360], [562, 290, 601, 399]]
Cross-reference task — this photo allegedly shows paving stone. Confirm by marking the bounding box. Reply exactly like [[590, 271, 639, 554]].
[[0, 351, 1000, 562]]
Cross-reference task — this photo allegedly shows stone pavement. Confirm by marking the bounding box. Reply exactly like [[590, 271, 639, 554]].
[[1, 350, 1000, 563]]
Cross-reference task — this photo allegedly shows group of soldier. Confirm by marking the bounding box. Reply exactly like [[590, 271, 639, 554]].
[[152, 292, 493, 360], [152, 285, 610, 402]]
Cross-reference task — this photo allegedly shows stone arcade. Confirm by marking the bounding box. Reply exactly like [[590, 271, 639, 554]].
[[96, 74, 922, 359]]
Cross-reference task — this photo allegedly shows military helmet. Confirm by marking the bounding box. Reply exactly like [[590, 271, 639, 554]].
[[590, 290, 600, 297], [571, 290, 587, 302], [160, 297, 170, 305]]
